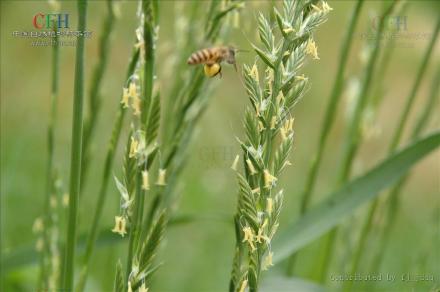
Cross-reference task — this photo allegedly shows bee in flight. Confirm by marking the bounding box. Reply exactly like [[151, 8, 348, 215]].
[[187, 46, 238, 78]]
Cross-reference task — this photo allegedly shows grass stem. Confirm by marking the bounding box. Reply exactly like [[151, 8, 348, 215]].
[[38, 23, 60, 292], [62, 0, 88, 290], [80, 0, 116, 189]]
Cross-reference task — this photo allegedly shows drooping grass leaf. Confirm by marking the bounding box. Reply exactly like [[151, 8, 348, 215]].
[[272, 131, 440, 264]]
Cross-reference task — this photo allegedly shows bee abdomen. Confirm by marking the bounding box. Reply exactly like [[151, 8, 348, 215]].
[[187, 48, 214, 65]]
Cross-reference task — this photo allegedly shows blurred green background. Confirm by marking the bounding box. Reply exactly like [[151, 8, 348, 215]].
[[1, 1, 439, 291]]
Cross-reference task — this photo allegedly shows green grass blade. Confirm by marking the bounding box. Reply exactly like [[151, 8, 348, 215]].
[[272, 131, 440, 264], [63, 0, 88, 290]]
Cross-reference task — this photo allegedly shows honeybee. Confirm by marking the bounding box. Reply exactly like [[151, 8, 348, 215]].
[[187, 46, 237, 78]]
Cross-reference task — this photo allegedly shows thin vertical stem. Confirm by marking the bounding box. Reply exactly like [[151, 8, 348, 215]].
[[80, 0, 116, 189], [319, 1, 398, 282], [62, 0, 87, 290], [141, 0, 155, 126], [287, 0, 364, 274], [125, 172, 142, 284], [38, 23, 60, 292]]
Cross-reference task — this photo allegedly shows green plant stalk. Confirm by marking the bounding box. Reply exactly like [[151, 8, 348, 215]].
[[370, 66, 440, 273], [318, 1, 398, 282], [141, 0, 155, 126], [76, 47, 140, 292], [344, 18, 439, 292], [133, 0, 157, 252], [123, 0, 156, 284], [287, 0, 364, 275], [63, 0, 88, 290], [125, 173, 143, 284], [38, 26, 60, 291], [80, 0, 116, 189]]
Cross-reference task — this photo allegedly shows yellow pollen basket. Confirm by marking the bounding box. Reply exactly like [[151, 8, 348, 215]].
[[204, 63, 222, 78]]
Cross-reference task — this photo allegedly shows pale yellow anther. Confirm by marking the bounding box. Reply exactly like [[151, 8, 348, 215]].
[[295, 74, 308, 81], [266, 198, 273, 214], [251, 187, 261, 195], [62, 193, 69, 207], [231, 154, 240, 171], [270, 116, 277, 130], [250, 64, 259, 81], [132, 96, 142, 116], [128, 82, 138, 98], [306, 39, 320, 60], [288, 118, 295, 131], [262, 251, 274, 271], [263, 169, 277, 189], [242, 226, 257, 252], [156, 169, 167, 186], [258, 121, 266, 132], [139, 282, 149, 292], [246, 159, 258, 175], [311, 3, 321, 12], [283, 27, 295, 34], [121, 88, 130, 108], [322, 1, 333, 12], [32, 217, 44, 233], [276, 91, 284, 104], [280, 127, 287, 141], [238, 279, 248, 292], [256, 227, 270, 244], [142, 170, 150, 190], [112, 216, 127, 237], [129, 136, 139, 158]]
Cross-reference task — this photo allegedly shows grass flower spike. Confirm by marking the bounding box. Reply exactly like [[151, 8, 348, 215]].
[[229, 1, 331, 291]]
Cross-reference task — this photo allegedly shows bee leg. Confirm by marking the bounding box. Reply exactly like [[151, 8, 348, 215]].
[[216, 66, 223, 79]]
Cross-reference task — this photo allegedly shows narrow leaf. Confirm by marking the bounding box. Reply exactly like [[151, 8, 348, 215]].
[[273, 132, 440, 264]]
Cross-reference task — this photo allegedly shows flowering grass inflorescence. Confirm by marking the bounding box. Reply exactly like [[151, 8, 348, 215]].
[[229, 1, 331, 291]]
